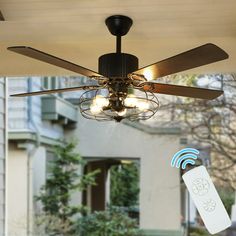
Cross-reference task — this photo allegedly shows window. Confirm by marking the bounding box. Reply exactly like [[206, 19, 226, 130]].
[[41, 76, 63, 97]]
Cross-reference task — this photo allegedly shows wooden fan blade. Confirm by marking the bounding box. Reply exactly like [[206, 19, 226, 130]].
[[131, 44, 228, 80], [10, 85, 100, 97], [142, 82, 223, 100], [8, 46, 102, 78]]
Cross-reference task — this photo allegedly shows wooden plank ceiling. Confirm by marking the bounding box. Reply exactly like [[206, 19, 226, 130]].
[[0, 0, 235, 76]]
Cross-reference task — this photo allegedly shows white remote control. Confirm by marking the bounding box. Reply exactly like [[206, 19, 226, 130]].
[[182, 165, 231, 234]]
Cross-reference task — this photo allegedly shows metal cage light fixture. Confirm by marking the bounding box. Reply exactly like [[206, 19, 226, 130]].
[[78, 79, 159, 122]]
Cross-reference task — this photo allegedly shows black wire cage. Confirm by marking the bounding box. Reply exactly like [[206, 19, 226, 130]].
[[78, 87, 159, 122]]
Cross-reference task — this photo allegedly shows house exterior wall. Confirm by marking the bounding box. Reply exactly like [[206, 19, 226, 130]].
[[8, 77, 64, 138], [7, 77, 73, 235], [65, 113, 182, 234], [32, 146, 47, 214], [0, 78, 6, 236], [8, 143, 28, 236], [8, 143, 47, 236]]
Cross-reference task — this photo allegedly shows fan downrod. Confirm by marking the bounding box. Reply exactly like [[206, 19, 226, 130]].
[[99, 15, 138, 78]]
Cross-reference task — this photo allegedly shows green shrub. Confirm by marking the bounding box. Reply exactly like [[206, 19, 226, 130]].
[[190, 227, 219, 236], [218, 187, 234, 215], [35, 142, 99, 236], [77, 208, 142, 236], [110, 162, 139, 207]]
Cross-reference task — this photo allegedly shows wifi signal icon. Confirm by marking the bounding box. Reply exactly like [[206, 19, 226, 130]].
[[171, 148, 199, 169]]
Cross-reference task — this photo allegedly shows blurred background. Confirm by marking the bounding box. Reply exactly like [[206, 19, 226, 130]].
[[3, 74, 236, 236]]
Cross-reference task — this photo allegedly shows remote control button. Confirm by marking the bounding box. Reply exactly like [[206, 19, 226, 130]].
[[202, 199, 216, 212], [192, 178, 210, 196]]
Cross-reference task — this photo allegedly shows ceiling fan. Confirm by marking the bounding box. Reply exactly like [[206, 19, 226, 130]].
[[8, 15, 228, 122]]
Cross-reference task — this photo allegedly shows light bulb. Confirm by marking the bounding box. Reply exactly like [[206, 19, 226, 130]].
[[143, 69, 153, 81], [121, 160, 132, 164], [90, 104, 102, 115], [93, 95, 109, 107], [124, 94, 138, 107], [117, 109, 127, 116], [137, 101, 149, 111]]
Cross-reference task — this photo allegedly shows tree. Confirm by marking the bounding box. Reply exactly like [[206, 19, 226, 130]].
[[35, 142, 100, 235], [156, 74, 236, 189], [110, 162, 139, 207]]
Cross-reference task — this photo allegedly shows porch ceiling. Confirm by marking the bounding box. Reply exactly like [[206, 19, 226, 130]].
[[0, 0, 236, 76]]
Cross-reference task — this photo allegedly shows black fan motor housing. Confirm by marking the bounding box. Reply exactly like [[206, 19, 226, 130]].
[[98, 53, 138, 78]]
